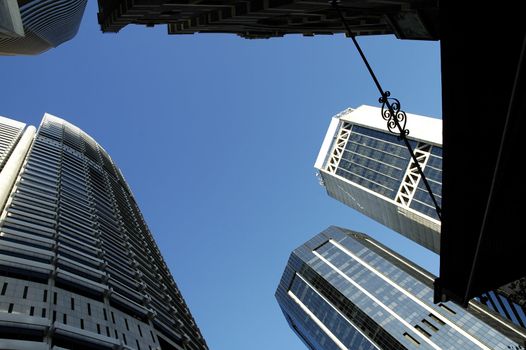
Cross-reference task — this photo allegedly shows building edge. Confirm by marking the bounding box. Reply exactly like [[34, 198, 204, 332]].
[[0, 125, 35, 212]]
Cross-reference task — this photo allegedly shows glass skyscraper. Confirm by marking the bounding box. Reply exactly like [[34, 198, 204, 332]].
[[315, 105, 526, 330], [478, 286, 526, 331], [0, 114, 207, 350], [315, 105, 442, 253], [0, 0, 86, 55], [276, 226, 526, 349]]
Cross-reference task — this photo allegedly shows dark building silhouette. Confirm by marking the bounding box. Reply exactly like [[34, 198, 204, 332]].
[[0, 0, 86, 55], [434, 3, 526, 308], [96, 0, 439, 39]]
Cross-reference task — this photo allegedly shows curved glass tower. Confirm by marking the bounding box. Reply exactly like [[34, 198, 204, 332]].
[[276, 226, 526, 349], [0, 114, 208, 350], [0, 0, 87, 55]]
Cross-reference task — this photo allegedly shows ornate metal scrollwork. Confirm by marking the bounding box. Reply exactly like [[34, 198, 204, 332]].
[[379, 91, 409, 138]]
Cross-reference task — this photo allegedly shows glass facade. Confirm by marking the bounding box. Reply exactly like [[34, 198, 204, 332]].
[[409, 146, 442, 220], [479, 290, 526, 330], [276, 226, 526, 349], [317, 107, 524, 330], [0, 114, 207, 349], [333, 122, 441, 220], [336, 125, 415, 200], [0, 0, 87, 55], [316, 106, 442, 253]]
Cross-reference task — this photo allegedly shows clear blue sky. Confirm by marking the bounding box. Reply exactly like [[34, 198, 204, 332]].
[[0, 2, 441, 349]]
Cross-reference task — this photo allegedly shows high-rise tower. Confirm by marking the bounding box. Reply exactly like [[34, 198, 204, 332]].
[[315, 106, 526, 330], [315, 105, 442, 253], [275, 226, 526, 349], [0, 114, 208, 350], [0, 0, 87, 55]]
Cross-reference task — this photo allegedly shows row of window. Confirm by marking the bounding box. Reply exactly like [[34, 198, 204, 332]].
[[1, 280, 157, 346], [2, 122, 202, 347]]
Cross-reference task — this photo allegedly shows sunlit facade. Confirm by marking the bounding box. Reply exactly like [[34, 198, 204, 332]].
[[0, 114, 207, 350], [276, 226, 526, 349], [315, 105, 442, 253]]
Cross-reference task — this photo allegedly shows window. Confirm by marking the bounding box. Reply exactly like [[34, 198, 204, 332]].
[[87, 303, 91, 316], [414, 325, 431, 338], [30, 306, 35, 316], [22, 286, 28, 299], [71, 297, 75, 310], [1, 282, 7, 295], [403, 332, 420, 346], [422, 319, 439, 332], [438, 303, 456, 315]]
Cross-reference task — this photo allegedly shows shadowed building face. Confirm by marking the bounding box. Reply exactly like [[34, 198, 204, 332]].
[[96, 0, 439, 40]]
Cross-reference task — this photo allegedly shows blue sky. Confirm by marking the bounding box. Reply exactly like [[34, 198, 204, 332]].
[[0, 2, 441, 349]]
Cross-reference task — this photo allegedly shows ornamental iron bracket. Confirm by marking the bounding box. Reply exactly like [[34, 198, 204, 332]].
[[380, 92, 409, 138]]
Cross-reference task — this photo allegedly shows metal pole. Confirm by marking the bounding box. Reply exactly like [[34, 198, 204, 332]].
[[332, 0, 442, 220]]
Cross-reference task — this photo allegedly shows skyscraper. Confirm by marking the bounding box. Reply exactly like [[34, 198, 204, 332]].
[[315, 105, 442, 253], [276, 226, 526, 349], [0, 114, 208, 350], [315, 105, 526, 330], [0, 0, 87, 55]]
